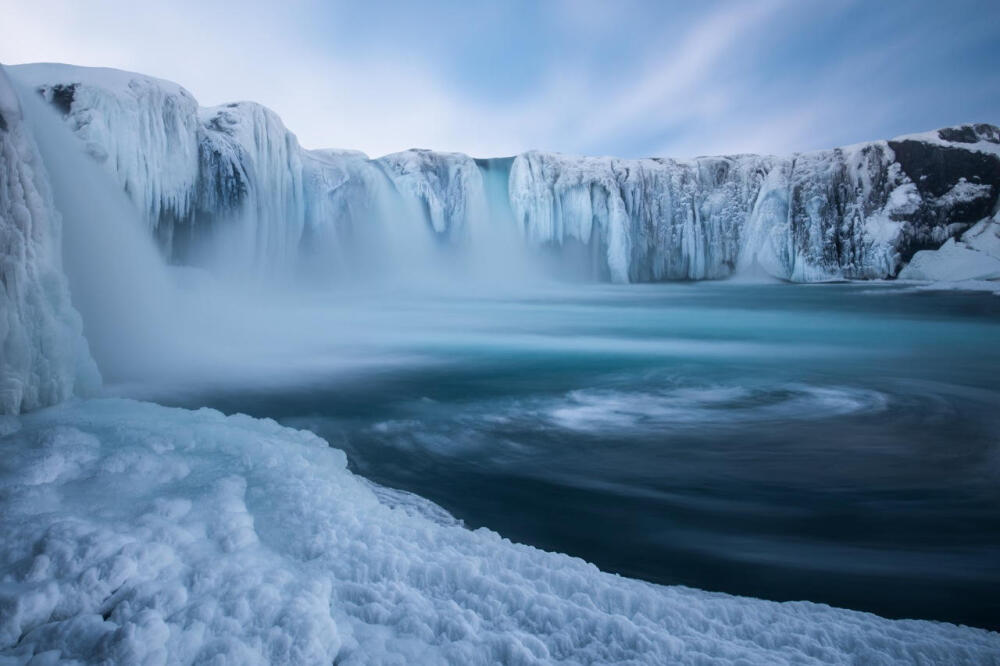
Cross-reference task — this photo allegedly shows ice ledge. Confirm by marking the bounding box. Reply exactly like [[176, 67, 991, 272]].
[[2, 399, 998, 664]]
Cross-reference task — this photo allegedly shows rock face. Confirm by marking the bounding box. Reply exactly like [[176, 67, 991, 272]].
[[0, 67, 98, 414], [10, 63, 1000, 283]]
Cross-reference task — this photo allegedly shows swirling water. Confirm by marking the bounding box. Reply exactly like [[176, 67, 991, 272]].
[[148, 282, 1000, 629]]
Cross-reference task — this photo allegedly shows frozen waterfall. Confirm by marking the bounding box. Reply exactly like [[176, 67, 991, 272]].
[[9, 63, 1000, 287]]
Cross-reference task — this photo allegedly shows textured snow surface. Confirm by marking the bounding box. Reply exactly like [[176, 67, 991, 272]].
[[0, 67, 98, 415], [1, 399, 998, 665], [12, 63, 1000, 284]]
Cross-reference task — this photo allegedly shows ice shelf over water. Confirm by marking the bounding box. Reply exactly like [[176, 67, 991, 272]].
[[2, 399, 999, 665], [10, 63, 1000, 284]]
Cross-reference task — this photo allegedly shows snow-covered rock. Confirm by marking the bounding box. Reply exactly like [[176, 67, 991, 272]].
[[898, 214, 1000, 281], [10, 63, 1000, 285], [2, 398, 998, 664], [0, 67, 98, 415]]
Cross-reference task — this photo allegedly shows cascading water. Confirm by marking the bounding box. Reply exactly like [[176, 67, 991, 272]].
[[16, 78, 182, 384], [15, 63, 1000, 290]]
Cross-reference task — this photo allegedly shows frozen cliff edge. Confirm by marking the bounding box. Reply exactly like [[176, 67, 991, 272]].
[[0, 67, 98, 415], [2, 398, 998, 664], [897, 212, 1000, 288], [10, 62, 1000, 284]]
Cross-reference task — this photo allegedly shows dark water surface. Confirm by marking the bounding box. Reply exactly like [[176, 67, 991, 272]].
[[151, 283, 1000, 629]]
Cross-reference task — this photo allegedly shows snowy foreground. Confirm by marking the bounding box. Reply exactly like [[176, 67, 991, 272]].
[[2, 400, 998, 665]]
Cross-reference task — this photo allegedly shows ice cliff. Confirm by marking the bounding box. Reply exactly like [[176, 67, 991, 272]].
[[0, 67, 97, 415], [12, 63, 1000, 284]]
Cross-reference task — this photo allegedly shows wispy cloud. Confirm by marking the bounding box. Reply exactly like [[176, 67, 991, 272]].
[[2, 0, 998, 159]]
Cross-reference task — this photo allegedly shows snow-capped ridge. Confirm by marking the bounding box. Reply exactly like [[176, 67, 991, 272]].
[[892, 123, 1000, 157]]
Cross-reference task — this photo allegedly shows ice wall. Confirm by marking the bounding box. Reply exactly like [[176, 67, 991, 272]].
[[0, 66, 98, 414], [29, 64, 200, 244], [12, 63, 1000, 284], [509, 152, 769, 282], [195, 102, 305, 273]]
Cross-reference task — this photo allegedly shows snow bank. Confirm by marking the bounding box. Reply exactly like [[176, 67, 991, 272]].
[[0, 66, 98, 414], [899, 215, 1000, 281], [2, 399, 998, 664]]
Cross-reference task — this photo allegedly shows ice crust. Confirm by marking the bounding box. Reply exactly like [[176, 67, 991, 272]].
[[11, 63, 1000, 284], [2, 399, 998, 665], [0, 67, 98, 415]]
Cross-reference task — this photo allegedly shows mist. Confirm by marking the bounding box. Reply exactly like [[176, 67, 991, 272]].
[[15, 80, 564, 399]]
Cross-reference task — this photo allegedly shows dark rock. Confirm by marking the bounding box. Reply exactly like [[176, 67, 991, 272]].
[[938, 126, 980, 143], [43, 83, 77, 116], [937, 123, 1000, 144]]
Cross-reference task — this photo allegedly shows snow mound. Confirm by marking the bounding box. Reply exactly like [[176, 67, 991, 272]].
[[899, 215, 1000, 281], [0, 66, 99, 414], [2, 399, 997, 664]]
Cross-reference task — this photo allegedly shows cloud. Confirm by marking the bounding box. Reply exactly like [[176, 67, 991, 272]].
[[1, 0, 998, 159]]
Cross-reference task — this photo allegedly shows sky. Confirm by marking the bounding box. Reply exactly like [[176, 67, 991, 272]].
[[1, 0, 999, 159]]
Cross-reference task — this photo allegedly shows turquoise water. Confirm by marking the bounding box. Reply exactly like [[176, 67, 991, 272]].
[[154, 283, 1000, 629]]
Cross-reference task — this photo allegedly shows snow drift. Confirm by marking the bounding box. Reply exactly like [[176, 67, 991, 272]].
[[2, 399, 998, 664], [11, 63, 1000, 284]]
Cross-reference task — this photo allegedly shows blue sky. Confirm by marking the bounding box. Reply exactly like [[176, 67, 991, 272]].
[[2, 0, 999, 158]]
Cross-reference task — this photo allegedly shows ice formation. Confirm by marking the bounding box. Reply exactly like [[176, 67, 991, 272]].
[[2, 60, 1000, 663], [10, 63, 1000, 284], [28, 65, 200, 242], [899, 213, 1000, 281], [0, 67, 98, 415], [2, 399, 998, 664]]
